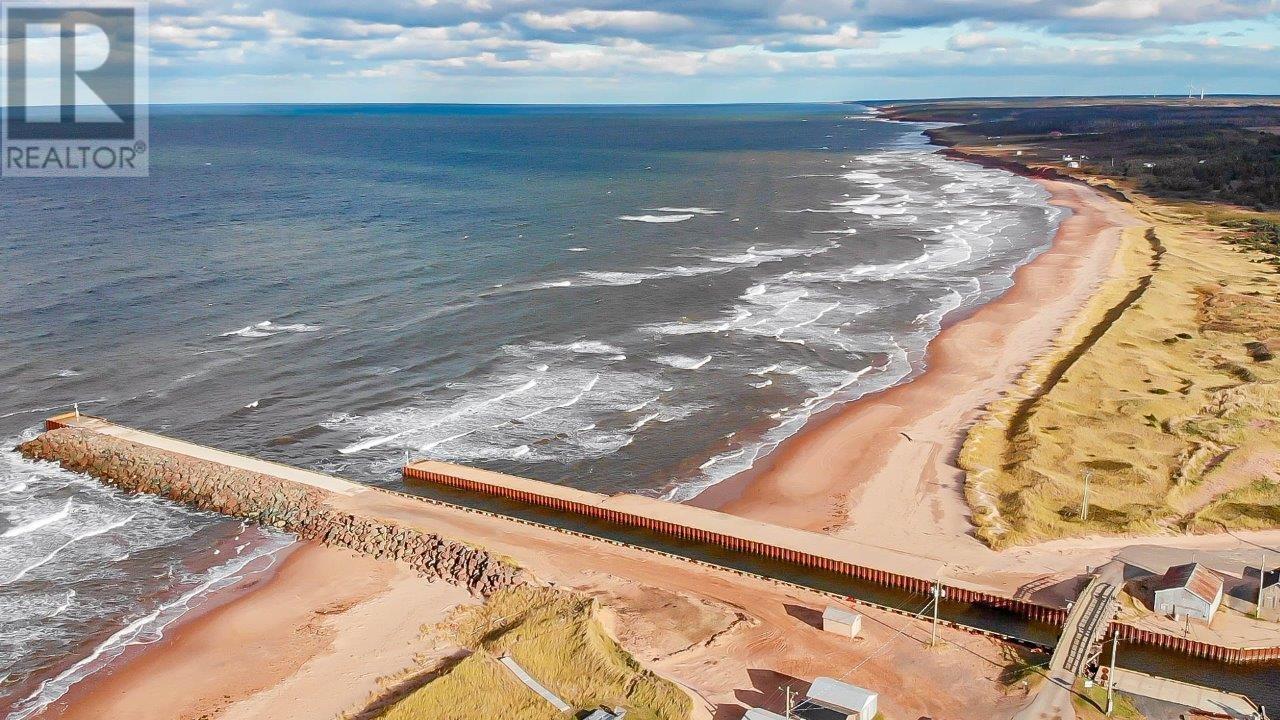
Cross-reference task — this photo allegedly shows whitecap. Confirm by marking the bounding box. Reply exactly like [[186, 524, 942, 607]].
[[48, 590, 75, 618], [569, 341, 624, 355], [2, 498, 72, 538], [618, 214, 695, 223], [220, 320, 321, 339], [338, 378, 541, 454], [6, 512, 134, 584], [652, 354, 712, 370], [643, 207, 723, 215]]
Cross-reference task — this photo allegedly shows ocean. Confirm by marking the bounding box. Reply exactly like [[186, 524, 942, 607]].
[[0, 103, 1062, 716]]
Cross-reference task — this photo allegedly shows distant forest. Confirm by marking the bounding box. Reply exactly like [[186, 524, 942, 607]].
[[897, 101, 1280, 211], [1062, 126, 1280, 210]]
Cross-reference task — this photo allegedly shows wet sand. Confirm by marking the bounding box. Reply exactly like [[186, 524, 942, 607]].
[[32, 543, 476, 720], [698, 176, 1144, 562]]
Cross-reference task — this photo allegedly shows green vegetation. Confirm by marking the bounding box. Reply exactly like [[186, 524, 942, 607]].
[[1226, 218, 1280, 261], [1074, 127, 1280, 210], [1073, 679, 1144, 720], [380, 587, 691, 720], [882, 98, 1280, 210]]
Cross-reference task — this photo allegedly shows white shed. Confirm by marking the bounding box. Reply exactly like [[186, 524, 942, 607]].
[[744, 708, 790, 720], [822, 606, 862, 639], [1153, 563, 1223, 623], [806, 677, 878, 719]]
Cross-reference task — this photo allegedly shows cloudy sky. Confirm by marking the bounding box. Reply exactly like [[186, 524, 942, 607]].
[[145, 0, 1279, 103]]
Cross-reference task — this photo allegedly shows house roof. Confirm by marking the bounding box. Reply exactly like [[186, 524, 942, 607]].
[[806, 677, 877, 714], [744, 709, 789, 720], [822, 606, 860, 625], [1157, 563, 1223, 605]]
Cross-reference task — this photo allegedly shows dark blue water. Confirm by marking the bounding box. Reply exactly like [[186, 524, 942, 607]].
[[0, 104, 1063, 717]]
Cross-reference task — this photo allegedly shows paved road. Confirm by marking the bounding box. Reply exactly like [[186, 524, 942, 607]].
[[1013, 562, 1123, 720]]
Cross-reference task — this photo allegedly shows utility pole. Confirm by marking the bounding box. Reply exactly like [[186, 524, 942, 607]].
[[1106, 633, 1118, 715], [931, 578, 944, 647], [1259, 553, 1268, 620], [73, 402, 80, 419], [784, 686, 795, 718], [1081, 471, 1092, 522]]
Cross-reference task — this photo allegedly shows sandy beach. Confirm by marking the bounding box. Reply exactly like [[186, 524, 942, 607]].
[[30, 543, 477, 720], [697, 174, 1143, 563], [22, 493, 1040, 720]]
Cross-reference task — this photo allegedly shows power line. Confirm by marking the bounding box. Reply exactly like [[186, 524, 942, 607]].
[[788, 597, 936, 715]]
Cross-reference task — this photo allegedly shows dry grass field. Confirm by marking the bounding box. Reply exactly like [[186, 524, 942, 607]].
[[960, 180, 1280, 547], [378, 586, 692, 720]]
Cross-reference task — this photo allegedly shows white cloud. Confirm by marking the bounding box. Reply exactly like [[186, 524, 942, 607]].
[[947, 32, 1026, 51], [789, 24, 876, 49], [776, 13, 829, 31], [519, 9, 695, 34], [138, 0, 1280, 101]]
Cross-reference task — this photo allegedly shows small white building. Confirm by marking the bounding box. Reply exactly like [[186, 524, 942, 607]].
[[1153, 563, 1223, 623], [744, 708, 790, 720], [1223, 569, 1280, 621], [1068, 161, 1081, 169], [806, 677, 878, 719], [822, 606, 863, 639]]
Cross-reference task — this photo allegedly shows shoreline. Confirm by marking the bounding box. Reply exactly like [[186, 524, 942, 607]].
[[26, 541, 477, 720], [4, 533, 297, 720], [684, 133, 1075, 513], [695, 149, 1143, 557]]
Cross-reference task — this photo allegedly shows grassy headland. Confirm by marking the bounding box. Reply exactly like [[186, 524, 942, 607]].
[[378, 586, 692, 720], [878, 97, 1280, 548]]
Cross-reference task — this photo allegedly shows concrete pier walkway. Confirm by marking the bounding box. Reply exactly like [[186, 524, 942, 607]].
[[1013, 562, 1123, 720], [1111, 669, 1262, 719]]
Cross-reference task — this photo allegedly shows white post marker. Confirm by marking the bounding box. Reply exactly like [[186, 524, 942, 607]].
[[74, 403, 80, 419], [1081, 471, 1092, 521], [931, 578, 945, 647], [1106, 633, 1117, 715], [1259, 553, 1267, 621]]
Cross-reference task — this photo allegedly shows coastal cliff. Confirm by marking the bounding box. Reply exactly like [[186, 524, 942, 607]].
[[18, 427, 523, 596]]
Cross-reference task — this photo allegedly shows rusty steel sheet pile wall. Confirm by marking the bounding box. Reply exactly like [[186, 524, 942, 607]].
[[404, 464, 1062, 620], [20, 425, 522, 596], [405, 463, 1280, 664]]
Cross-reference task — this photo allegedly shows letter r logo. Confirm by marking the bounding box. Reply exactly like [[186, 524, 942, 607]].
[[4, 6, 137, 140]]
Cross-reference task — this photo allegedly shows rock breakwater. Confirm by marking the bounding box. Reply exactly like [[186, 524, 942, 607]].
[[18, 427, 523, 596]]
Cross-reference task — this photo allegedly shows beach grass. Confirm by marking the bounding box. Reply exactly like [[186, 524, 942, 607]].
[[960, 177, 1280, 548], [379, 586, 692, 720], [1072, 680, 1144, 720]]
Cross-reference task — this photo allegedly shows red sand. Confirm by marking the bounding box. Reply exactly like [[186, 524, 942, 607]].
[[698, 178, 1142, 565]]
